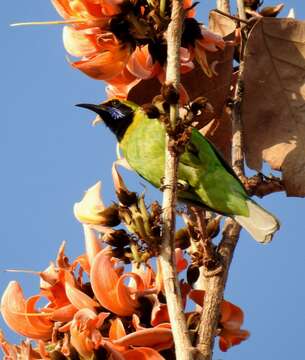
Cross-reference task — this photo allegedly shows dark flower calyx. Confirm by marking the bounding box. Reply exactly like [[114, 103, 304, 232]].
[[181, 18, 202, 48], [99, 204, 121, 227]]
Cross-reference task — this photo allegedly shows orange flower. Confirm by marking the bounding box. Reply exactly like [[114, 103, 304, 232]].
[[109, 316, 173, 352], [1, 282, 53, 340], [52, 0, 120, 23], [194, 26, 225, 77], [219, 300, 250, 352], [0, 331, 42, 360], [51, 0, 216, 98], [90, 250, 154, 316], [189, 290, 250, 352], [68, 308, 109, 358]]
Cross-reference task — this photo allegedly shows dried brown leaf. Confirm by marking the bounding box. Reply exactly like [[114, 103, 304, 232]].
[[208, 10, 236, 38], [259, 4, 284, 18], [201, 107, 232, 162], [242, 18, 305, 197]]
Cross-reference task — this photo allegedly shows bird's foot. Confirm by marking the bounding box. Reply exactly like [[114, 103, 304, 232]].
[[159, 178, 189, 192]]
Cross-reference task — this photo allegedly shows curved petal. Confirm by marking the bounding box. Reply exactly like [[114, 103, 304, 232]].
[[74, 182, 106, 224], [151, 301, 169, 327], [116, 273, 144, 310], [113, 327, 173, 351], [106, 69, 140, 99], [63, 26, 99, 57], [127, 46, 160, 80], [50, 303, 78, 322], [71, 46, 129, 81], [183, 0, 196, 18], [189, 289, 205, 307], [220, 300, 244, 329], [90, 252, 138, 316], [70, 308, 107, 358], [123, 347, 166, 360], [219, 328, 250, 352], [51, 0, 74, 19], [175, 248, 188, 272], [83, 225, 102, 268], [65, 281, 100, 311], [1, 282, 52, 340], [109, 318, 126, 340], [25, 295, 53, 333], [199, 28, 225, 51]]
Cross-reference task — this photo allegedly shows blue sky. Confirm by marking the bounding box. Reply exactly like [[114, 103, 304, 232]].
[[1, 1, 304, 359]]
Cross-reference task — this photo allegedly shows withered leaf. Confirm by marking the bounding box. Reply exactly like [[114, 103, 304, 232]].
[[242, 18, 305, 197], [200, 106, 232, 162], [259, 4, 284, 18], [208, 10, 236, 38]]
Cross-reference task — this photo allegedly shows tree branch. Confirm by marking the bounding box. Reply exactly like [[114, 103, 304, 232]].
[[195, 1, 249, 359], [159, 1, 194, 359], [216, 0, 231, 14]]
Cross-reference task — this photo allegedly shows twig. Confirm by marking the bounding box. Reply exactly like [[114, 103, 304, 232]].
[[195, 1, 248, 359], [244, 173, 284, 197], [213, 9, 249, 24], [159, 0, 194, 359], [216, 0, 231, 14], [236, 0, 247, 20]]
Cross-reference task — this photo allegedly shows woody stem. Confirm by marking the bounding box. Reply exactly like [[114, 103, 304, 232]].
[[195, 0, 246, 359], [159, 0, 194, 359]]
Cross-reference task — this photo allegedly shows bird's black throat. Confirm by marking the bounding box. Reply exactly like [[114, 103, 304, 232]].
[[76, 101, 134, 142], [103, 109, 133, 141]]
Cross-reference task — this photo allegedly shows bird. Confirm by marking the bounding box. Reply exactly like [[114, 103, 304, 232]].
[[77, 99, 280, 243]]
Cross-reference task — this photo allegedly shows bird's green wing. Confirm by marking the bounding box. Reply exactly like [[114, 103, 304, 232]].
[[177, 129, 249, 216], [120, 108, 249, 217]]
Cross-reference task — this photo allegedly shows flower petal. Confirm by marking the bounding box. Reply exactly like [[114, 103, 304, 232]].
[[220, 300, 244, 329], [219, 329, 250, 352], [109, 318, 126, 340], [74, 182, 106, 224], [65, 280, 100, 311], [123, 347, 166, 360], [90, 252, 138, 316], [83, 225, 102, 267], [1, 282, 52, 340], [63, 26, 99, 57], [113, 327, 173, 351], [71, 46, 129, 80]]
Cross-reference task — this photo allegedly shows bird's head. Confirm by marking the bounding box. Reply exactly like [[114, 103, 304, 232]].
[[76, 99, 138, 141]]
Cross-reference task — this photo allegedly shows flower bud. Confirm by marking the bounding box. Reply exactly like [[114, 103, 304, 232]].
[[161, 83, 180, 105], [206, 216, 221, 239], [112, 163, 138, 206], [98, 204, 121, 227], [103, 229, 130, 247], [74, 182, 109, 225], [175, 228, 191, 249], [187, 265, 200, 286]]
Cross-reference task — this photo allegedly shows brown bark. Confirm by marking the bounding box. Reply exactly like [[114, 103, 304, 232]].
[[159, 1, 194, 359]]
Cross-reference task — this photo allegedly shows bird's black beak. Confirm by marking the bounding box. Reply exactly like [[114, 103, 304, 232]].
[[76, 103, 105, 113], [76, 103, 108, 125]]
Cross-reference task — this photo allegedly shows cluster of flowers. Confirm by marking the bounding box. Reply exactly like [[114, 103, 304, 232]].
[[51, 0, 225, 98], [0, 172, 249, 359]]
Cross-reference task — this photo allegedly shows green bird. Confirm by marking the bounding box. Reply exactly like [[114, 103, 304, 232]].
[[77, 99, 280, 243]]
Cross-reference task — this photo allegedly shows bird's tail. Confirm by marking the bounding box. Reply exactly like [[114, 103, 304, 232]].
[[233, 199, 280, 243]]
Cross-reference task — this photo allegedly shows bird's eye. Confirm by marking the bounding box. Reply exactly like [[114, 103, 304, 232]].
[[111, 100, 120, 107]]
